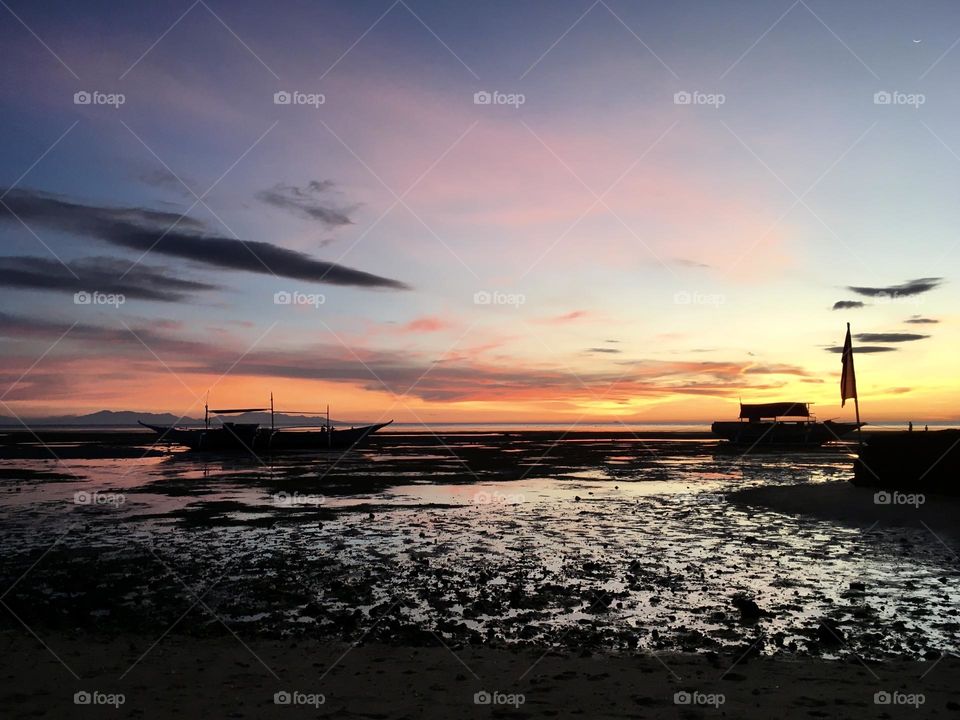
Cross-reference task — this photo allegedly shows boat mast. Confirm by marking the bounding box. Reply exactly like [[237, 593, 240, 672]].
[[204, 391, 209, 430], [327, 403, 331, 448], [270, 392, 275, 432]]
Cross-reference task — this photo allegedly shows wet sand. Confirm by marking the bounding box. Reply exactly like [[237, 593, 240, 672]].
[[1, 431, 958, 716]]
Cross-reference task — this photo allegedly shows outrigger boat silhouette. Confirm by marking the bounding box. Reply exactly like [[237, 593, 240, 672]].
[[711, 401, 862, 447], [139, 394, 392, 453]]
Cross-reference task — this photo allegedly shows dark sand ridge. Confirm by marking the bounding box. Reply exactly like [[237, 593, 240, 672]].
[[1, 632, 957, 719], [729, 481, 960, 543]]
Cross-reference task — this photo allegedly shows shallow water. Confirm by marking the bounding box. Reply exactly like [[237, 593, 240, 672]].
[[0, 434, 957, 660]]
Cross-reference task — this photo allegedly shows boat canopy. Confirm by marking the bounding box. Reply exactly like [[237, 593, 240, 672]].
[[210, 407, 270, 414], [740, 402, 810, 420]]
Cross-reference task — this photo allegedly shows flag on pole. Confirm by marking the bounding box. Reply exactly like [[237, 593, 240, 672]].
[[840, 323, 857, 407]]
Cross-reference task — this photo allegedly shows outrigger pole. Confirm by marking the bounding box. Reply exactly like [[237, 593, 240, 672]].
[[854, 384, 863, 449]]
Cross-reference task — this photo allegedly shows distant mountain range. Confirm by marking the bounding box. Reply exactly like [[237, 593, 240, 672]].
[[0, 410, 347, 427]]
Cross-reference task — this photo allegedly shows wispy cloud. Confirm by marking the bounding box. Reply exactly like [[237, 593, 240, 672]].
[[256, 180, 355, 227], [137, 167, 195, 198], [743, 363, 810, 376], [536, 310, 589, 324], [0, 188, 408, 290], [399, 316, 451, 333], [905, 315, 938, 324], [832, 300, 864, 310]]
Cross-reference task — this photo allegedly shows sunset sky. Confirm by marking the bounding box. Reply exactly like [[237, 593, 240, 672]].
[[1, 0, 958, 424]]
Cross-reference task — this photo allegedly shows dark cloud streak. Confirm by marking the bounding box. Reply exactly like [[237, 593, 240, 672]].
[[825, 345, 898, 353], [847, 277, 943, 298], [0, 256, 217, 302], [0, 188, 408, 290], [854, 333, 929, 343]]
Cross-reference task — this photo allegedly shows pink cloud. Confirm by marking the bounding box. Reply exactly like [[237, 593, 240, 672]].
[[535, 310, 590, 324], [399, 316, 452, 333]]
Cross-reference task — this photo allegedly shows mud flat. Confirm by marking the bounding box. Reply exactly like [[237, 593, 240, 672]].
[[0, 428, 715, 460], [1, 631, 957, 719], [1, 433, 958, 716]]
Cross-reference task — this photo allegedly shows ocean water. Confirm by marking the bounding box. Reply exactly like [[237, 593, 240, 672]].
[[0, 433, 957, 660]]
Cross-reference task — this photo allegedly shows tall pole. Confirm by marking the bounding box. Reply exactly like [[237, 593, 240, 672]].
[[327, 403, 331, 448], [853, 388, 862, 448], [849, 322, 863, 449], [270, 392, 275, 432]]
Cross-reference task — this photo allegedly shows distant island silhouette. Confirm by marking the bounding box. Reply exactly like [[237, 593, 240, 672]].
[[0, 410, 350, 427]]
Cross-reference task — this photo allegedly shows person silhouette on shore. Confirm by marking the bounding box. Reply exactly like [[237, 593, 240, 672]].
[[908, 421, 913, 432]]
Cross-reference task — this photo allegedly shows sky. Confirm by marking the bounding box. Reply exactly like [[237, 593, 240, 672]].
[[0, 0, 958, 424]]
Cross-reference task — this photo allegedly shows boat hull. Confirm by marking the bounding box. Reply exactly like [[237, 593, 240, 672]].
[[139, 420, 392, 453], [259, 422, 393, 451], [711, 420, 861, 447]]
